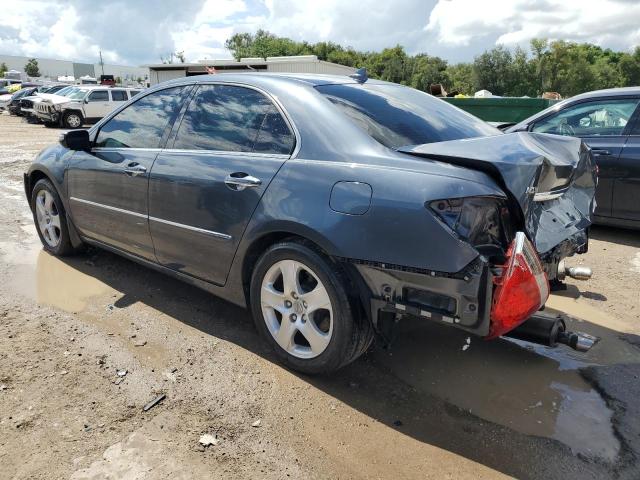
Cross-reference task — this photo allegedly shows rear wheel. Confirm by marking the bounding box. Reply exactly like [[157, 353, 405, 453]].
[[31, 179, 82, 256], [250, 241, 373, 374]]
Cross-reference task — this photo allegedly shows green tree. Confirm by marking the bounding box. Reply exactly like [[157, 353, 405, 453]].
[[0, 62, 7, 78], [472, 46, 512, 95], [365, 45, 409, 84], [24, 58, 40, 77], [408, 54, 448, 92], [506, 46, 536, 96], [619, 47, 640, 87], [445, 63, 474, 95], [222, 30, 640, 98], [225, 32, 254, 61]]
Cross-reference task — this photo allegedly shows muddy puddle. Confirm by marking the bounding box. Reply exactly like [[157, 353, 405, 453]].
[[374, 310, 621, 462], [1, 239, 113, 313]]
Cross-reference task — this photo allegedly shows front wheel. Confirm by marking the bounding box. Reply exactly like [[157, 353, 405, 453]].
[[62, 111, 83, 129], [250, 241, 373, 375], [31, 179, 82, 256]]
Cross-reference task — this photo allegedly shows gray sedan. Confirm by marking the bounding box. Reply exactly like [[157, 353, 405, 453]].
[[24, 72, 596, 374]]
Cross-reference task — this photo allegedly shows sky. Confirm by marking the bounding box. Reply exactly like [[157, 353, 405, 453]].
[[1, 0, 639, 66]]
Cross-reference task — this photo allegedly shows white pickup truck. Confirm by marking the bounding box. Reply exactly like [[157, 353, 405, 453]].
[[34, 85, 142, 128]]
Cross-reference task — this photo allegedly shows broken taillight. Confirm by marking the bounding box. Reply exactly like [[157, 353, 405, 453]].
[[487, 232, 549, 339]]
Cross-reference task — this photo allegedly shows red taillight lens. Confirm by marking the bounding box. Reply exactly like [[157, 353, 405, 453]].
[[487, 232, 549, 339]]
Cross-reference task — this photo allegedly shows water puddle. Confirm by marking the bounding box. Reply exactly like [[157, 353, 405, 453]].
[[374, 310, 620, 462], [2, 242, 113, 313]]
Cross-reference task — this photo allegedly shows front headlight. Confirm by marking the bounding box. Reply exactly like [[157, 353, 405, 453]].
[[428, 196, 513, 259], [53, 104, 62, 112]]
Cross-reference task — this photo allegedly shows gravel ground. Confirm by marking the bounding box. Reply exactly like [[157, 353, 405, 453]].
[[1, 112, 639, 479]]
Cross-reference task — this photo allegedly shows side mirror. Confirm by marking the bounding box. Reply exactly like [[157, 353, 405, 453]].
[[84, 98, 89, 103], [59, 130, 90, 151]]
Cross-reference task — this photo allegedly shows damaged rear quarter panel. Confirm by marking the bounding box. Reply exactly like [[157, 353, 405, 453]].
[[241, 155, 506, 274]]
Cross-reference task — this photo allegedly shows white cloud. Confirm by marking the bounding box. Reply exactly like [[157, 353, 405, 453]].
[[426, 0, 640, 53], [0, 0, 639, 66]]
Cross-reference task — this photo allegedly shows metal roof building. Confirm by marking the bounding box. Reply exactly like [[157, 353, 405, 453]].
[[0, 54, 148, 83], [146, 55, 356, 85]]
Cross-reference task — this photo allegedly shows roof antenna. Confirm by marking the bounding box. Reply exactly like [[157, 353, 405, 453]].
[[349, 67, 368, 84]]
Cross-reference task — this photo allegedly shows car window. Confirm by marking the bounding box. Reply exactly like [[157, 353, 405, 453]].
[[173, 84, 294, 154], [111, 90, 127, 102], [531, 98, 640, 137], [88, 90, 109, 102], [316, 84, 499, 149], [253, 111, 295, 154], [95, 86, 186, 149], [129, 90, 141, 98]]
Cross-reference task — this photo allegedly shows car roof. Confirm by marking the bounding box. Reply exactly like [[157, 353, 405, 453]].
[[568, 86, 640, 100], [159, 72, 390, 88]]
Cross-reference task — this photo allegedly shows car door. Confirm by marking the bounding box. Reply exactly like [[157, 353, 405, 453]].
[[83, 89, 110, 121], [530, 97, 640, 219], [67, 85, 190, 259], [148, 83, 296, 285], [611, 113, 640, 221]]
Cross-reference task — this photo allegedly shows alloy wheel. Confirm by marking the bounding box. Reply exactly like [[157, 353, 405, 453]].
[[260, 259, 333, 359], [66, 114, 81, 128], [35, 189, 61, 248]]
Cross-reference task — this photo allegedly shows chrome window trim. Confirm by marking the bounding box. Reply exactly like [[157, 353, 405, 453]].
[[160, 148, 290, 159], [91, 147, 163, 153], [70, 196, 232, 240]]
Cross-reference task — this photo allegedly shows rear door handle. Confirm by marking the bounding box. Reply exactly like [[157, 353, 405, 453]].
[[591, 149, 610, 156], [124, 162, 147, 176], [224, 172, 262, 191]]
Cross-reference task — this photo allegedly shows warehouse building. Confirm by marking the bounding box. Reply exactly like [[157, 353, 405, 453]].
[[146, 55, 356, 85], [0, 54, 148, 83]]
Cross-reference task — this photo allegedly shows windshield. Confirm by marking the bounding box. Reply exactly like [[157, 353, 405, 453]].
[[56, 86, 74, 96], [316, 83, 499, 149], [66, 88, 88, 100]]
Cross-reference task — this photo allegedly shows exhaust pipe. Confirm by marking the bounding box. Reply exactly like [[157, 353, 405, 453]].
[[504, 312, 599, 352], [557, 260, 592, 281]]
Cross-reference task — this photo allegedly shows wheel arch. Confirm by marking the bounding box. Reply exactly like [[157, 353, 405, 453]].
[[26, 167, 83, 248], [239, 227, 372, 325]]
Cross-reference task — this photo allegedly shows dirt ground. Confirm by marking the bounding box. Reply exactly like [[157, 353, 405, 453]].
[[1, 112, 639, 480]]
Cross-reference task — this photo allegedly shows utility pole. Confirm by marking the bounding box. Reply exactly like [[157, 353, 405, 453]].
[[99, 50, 105, 76]]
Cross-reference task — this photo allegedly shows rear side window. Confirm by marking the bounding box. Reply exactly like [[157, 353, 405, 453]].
[[88, 90, 109, 102], [95, 86, 186, 149], [111, 90, 127, 101], [173, 84, 294, 154], [129, 90, 141, 98]]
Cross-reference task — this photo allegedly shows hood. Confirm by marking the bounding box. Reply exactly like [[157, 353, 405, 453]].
[[398, 132, 597, 254], [42, 94, 76, 105]]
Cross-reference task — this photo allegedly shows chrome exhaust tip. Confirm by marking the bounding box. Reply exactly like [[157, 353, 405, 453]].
[[557, 260, 592, 281], [557, 330, 599, 352]]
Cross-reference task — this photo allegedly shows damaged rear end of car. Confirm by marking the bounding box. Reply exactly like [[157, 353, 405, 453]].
[[364, 132, 596, 349]]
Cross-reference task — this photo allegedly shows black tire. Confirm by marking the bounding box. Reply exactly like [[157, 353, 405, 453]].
[[250, 240, 373, 375], [62, 111, 83, 129], [31, 178, 82, 256]]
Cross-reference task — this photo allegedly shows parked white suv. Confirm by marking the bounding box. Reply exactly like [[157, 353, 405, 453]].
[[34, 86, 142, 128]]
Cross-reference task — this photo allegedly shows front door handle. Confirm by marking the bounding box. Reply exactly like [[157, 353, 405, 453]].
[[124, 163, 147, 176], [591, 149, 610, 156], [224, 172, 262, 191]]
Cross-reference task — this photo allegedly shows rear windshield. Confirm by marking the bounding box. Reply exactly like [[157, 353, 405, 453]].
[[316, 84, 499, 149]]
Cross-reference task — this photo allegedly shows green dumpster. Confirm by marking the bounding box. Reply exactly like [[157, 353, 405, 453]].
[[441, 97, 559, 123]]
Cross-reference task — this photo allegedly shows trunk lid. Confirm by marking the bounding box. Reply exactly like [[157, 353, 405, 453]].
[[398, 132, 597, 254]]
